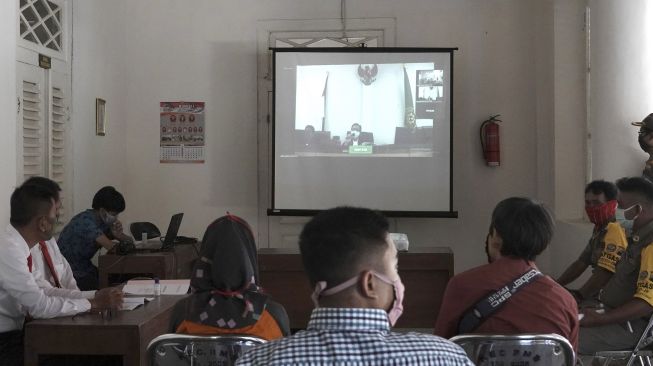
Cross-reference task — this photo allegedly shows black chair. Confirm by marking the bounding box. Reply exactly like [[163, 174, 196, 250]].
[[130, 222, 161, 240]]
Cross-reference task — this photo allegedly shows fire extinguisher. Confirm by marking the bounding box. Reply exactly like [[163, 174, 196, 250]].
[[480, 114, 501, 166]]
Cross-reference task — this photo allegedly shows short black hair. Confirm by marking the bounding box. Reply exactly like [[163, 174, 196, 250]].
[[585, 180, 617, 201], [616, 177, 653, 204], [22, 176, 61, 201], [10, 183, 57, 227], [91, 186, 126, 212], [490, 197, 554, 261], [299, 206, 389, 287], [351, 123, 362, 131]]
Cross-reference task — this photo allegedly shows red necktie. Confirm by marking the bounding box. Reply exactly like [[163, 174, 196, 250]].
[[38, 241, 62, 288], [27, 254, 32, 273]]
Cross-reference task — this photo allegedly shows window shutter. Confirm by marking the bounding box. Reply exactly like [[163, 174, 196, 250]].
[[50, 86, 67, 223], [21, 79, 45, 180]]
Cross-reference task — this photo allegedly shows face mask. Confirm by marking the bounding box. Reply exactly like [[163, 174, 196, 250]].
[[615, 204, 640, 235], [585, 200, 617, 227], [311, 270, 405, 326], [103, 212, 117, 225]]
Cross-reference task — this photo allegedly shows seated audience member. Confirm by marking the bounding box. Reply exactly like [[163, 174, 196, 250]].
[[632, 113, 653, 182], [557, 180, 626, 303], [342, 123, 374, 147], [434, 197, 579, 350], [0, 182, 122, 364], [237, 207, 473, 366], [579, 177, 653, 355], [170, 214, 289, 339], [58, 186, 133, 291], [22, 177, 96, 299]]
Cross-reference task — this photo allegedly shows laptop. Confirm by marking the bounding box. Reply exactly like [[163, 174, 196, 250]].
[[135, 213, 184, 251]]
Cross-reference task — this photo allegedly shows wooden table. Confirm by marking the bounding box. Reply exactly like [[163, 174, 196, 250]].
[[258, 247, 453, 329], [24, 295, 184, 366], [98, 244, 198, 288]]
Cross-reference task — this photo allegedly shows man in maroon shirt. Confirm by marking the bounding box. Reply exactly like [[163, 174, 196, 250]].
[[434, 197, 579, 350]]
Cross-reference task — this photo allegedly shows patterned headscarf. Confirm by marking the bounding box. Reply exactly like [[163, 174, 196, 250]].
[[186, 214, 268, 329]]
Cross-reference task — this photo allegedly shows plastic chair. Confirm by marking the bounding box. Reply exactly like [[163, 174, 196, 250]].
[[450, 333, 575, 366], [147, 334, 266, 366], [593, 315, 653, 366]]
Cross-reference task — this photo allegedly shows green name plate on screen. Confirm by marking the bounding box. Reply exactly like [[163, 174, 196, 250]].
[[349, 145, 373, 154]]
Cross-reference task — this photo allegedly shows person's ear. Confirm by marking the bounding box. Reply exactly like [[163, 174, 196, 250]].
[[358, 270, 378, 300]]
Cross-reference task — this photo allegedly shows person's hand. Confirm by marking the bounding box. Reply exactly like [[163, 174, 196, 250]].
[[579, 308, 604, 327], [111, 220, 124, 237], [90, 287, 124, 312]]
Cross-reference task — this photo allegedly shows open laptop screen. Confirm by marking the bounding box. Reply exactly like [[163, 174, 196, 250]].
[[161, 213, 184, 250]]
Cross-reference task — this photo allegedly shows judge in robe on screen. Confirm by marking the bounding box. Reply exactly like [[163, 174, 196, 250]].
[[341, 123, 374, 147]]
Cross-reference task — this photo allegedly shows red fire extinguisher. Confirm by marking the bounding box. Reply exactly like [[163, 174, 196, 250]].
[[480, 114, 501, 166]]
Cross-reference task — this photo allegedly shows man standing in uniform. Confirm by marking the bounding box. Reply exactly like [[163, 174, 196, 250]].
[[632, 113, 653, 182], [580, 177, 653, 355]]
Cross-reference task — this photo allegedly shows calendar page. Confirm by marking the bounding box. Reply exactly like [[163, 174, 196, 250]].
[[160, 101, 205, 163]]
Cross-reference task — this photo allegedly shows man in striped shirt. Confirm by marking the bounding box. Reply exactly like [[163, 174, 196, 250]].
[[237, 207, 473, 366]]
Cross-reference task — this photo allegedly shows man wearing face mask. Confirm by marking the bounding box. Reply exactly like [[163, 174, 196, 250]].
[[237, 207, 473, 366], [0, 183, 123, 364], [341, 122, 374, 148], [632, 113, 653, 182], [435, 198, 579, 350], [579, 177, 653, 356], [557, 180, 627, 303], [58, 186, 133, 291]]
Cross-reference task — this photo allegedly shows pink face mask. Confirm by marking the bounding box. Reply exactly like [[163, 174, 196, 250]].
[[311, 270, 405, 326]]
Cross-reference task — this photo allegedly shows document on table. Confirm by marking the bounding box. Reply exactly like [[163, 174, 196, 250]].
[[121, 297, 154, 311], [123, 279, 190, 296]]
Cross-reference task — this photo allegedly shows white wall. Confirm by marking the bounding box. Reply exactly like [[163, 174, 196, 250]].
[[92, 0, 562, 274], [66, 0, 622, 276], [590, 0, 653, 181], [0, 0, 17, 225], [71, 0, 128, 212]]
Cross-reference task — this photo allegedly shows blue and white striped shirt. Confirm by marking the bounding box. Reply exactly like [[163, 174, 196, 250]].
[[236, 307, 474, 365]]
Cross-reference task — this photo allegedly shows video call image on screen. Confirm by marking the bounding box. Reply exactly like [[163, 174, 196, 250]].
[[272, 50, 453, 213], [281, 62, 448, 157]]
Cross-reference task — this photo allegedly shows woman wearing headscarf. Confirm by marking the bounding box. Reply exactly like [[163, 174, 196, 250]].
[[170, 214, 290, 340]]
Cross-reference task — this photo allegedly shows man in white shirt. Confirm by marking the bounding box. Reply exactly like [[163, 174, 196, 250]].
[[0, 180, 122, 364], [23, 177, 96, 299]]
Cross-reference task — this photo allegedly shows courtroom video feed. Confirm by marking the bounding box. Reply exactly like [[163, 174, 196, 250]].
[[290, 63, 446, 157]]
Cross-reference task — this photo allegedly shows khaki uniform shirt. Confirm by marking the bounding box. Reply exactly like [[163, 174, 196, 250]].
[[579, 223, 627, 273], [601, 220, 653, 309]]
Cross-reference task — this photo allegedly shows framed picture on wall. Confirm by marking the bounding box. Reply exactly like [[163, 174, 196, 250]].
[[96, 98, 106, 136]]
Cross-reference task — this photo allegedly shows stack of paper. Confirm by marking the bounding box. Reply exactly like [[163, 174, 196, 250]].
[[121, 297, 154, 311], [123, 279, 190, 296]]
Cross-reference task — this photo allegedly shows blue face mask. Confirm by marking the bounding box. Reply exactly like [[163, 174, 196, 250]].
[[615, 204, 640, 235]]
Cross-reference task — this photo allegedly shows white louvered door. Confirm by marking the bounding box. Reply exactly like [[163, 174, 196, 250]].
[[17, 62, 46, 180], [16, 61, 71, 228]]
